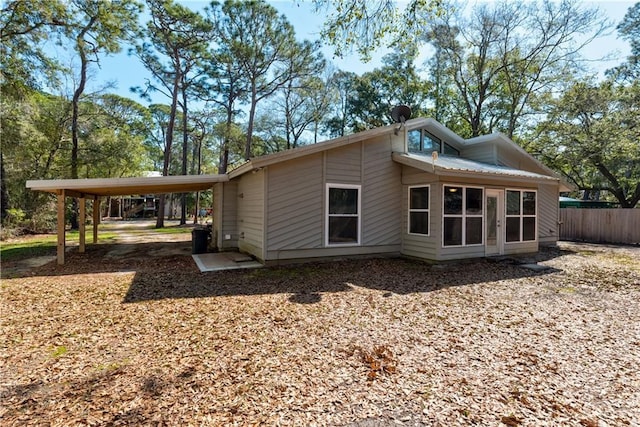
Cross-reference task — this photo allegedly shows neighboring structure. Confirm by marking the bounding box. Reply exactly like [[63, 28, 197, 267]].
[[559, 196, 619, 209], [213, 117, 570, 264], [27, 117, 570, 266]]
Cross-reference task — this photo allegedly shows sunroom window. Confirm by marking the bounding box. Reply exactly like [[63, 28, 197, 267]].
[[409, 186, 430, 235], [443, 186, 483, 246], [327, 184, 360, 245], [506, 190, 536, 242]]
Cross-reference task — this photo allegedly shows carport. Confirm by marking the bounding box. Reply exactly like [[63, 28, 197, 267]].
[[26, 175, 228, 265]]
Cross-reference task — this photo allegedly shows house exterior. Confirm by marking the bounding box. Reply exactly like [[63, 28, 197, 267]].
[[213, 117, 569, 265]]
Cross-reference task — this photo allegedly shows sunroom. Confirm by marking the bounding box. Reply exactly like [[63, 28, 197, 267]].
[[394, 152, 560, 261]]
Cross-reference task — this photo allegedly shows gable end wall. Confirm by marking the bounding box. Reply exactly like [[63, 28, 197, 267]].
[[264, 135, 402, 262]]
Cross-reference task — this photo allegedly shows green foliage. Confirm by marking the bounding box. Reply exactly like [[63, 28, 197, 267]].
[[4, 209, 26, 228], [208, 0, 300, 159], [608, 2, 640, 82], [314, 0, 442, 60], [0, 0, 70, 92], [532, 80, 640, 207], [322, 70, 357, 138], [348, 48, 430, 131], [425, 0, 609, 138]]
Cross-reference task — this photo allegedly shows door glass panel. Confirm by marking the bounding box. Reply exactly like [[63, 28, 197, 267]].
[[486, 196, 497, 246]]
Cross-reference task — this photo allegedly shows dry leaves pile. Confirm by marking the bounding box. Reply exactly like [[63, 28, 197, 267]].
[[1, 242, 639, 426]]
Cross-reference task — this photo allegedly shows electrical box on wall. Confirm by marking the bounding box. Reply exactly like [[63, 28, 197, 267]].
[[224, 234, 231, 240]]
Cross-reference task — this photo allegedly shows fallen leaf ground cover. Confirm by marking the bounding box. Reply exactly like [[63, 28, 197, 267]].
[[1, 240, 639, 426]]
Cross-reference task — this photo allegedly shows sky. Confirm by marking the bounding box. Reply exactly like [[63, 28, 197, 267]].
[[78, 0, 634, 105]]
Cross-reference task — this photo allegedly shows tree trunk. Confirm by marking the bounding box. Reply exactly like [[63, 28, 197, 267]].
[[156, 65, 181, 229], [219, 106, 233, 174], [180, 88, 188, 225], [245, 86, 258, 160], [70, 16, 97, 230]]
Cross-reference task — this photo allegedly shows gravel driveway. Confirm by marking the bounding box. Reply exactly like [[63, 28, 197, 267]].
[[1, 241, 638, 426]]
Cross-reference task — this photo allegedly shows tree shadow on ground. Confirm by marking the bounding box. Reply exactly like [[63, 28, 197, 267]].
[[0, 365, 195, 425], [121, 248, 564, 304], [5, 241, 567, 304]]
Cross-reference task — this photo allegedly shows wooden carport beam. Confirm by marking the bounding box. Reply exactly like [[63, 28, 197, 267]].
[[57, 189, 65, 265]]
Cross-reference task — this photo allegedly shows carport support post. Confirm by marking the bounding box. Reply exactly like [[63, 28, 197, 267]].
[[92, 197, 100, 244], [57, 190, 65, 265], [79, 196, 86, 253]]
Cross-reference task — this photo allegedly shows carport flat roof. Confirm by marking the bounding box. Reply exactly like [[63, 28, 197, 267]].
[[26, 174, 228, 197]]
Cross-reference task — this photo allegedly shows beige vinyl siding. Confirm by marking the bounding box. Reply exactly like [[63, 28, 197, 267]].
[[325, 143, 362, 183], [460, 144, 497, 164], [497, 146, 553, 177], [400, 167, 440, 260], [537, 183, 559, 244], [362, 136, 402, 246], [264, 137, 403, 263], [438, 245, 487, 260], [213, 181, 238, 250], [264, 245, 400, 265], [504, 240, 538, 255], [266, 153, 324, 251], [237, 169, 265, 260]]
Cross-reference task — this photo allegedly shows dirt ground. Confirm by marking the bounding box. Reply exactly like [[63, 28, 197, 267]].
[[1, 228, 639, 426]]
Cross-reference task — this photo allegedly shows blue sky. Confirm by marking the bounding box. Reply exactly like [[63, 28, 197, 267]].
[[80, 0, 633, 104]]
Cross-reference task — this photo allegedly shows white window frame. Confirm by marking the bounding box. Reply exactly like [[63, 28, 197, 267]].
[[326, 183, 361, 247], [408, 185, 430, 236], [442, 185, 484, 247], [505, 189, 538, 243]]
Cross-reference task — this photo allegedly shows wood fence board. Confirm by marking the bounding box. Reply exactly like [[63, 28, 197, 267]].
[[559, 208, 640, 245]]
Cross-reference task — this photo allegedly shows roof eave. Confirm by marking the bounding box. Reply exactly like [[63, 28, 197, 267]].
[[26, 174, 229, 197], [392, 152, 560, 186]]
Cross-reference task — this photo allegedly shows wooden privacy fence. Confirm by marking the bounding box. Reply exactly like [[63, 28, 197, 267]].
[[559, 208, 640, 245]]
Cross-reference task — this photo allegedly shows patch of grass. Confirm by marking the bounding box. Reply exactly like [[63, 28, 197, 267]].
[[153, 226, 193, 234], [67, 230, 120, 242], [577, 250, 597, 256], [601, 253, 640, 268], [50, 345, 68, 358], [0, 230, 119, 262], [1, 237, 57, 261]]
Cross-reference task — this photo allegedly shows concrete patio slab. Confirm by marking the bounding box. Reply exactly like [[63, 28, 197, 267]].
[[520, 263, 552, 272], [192, 252, 263, 272]]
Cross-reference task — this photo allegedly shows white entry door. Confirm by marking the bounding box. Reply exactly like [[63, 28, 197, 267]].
[[485, 189, 504, 256]]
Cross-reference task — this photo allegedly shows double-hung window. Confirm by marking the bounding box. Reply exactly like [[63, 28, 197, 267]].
[[326, 184, 360, 246], [443, 186, 483, 246], [506, 190, 537, 242], [408, 186, 430, 235]]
